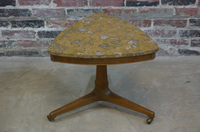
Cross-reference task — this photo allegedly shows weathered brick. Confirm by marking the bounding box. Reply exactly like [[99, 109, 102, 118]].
[[176, 8, 198, 17], [32, 9, 65, 17], [53, 0, 87, 7], [189, 19, 200, 27], [190, 30, 200, 38], [103, 9, 123, 15], [0, 51, 5, 56], [67, 9, 102, 19], [191, 40, 200, 47], [5, 51, 24, 56], [129, 20, 151, 27], [2, 30, 36, 39], [38, 31, 61, 38], [18, 0, 51, 5], [156, 39, 189, 46], [144, 30, 177, 38], [126, 0, 159, 7], [0, 9, 31, 17], [0, 21, 9, 27], [154, 19, 187, 28], [156, 48, 170, 56], [17, 40, 50, 48], [46, 20, 77, 28], [138, 8, 173, 19], [0, 0, 15, 6], [162, 0, 196, 6], [11, 20, 44, 28], [178, 49, 200, 56], [90, 0, 124, 6], [24, 50, 39, 56], [6, 50, 39, 57], [179, 30, 189, 38], [0, 41, 18, 49], [103, 9, 137, 20], [41, 49, 50, 57]]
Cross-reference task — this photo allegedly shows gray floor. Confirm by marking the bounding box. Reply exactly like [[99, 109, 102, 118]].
[[0, 57, 199, 132]]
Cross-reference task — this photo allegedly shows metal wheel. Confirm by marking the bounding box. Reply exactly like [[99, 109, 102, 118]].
[[146, 118, 153, 124]]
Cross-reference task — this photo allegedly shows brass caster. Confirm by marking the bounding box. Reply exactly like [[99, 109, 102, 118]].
[[47, 115, 54, 122], [146, 118, 153, 124]]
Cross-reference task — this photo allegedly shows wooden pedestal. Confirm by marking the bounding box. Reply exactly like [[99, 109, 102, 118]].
[[47, 65, 155, 124]]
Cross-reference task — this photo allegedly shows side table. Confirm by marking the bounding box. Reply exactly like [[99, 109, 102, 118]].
[[47, 13, 159, 124]]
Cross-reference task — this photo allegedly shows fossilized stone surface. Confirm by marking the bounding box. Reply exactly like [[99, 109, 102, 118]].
[[48, 13, 158, 58]]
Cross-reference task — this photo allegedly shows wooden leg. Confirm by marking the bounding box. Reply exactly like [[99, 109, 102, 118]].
[[47, 91, 99, 121], [95, 65, 155, 124], [48, 65, 155, 124], [102, 90, 155, 119]]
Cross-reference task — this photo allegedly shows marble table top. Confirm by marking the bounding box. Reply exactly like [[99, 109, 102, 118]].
[[48, 13, 158, 58]]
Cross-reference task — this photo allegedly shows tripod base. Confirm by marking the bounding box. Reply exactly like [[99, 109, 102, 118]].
[[47, 65, 155, 124]]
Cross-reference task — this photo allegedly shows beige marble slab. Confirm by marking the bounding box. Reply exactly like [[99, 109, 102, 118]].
[[48, 13, 158, 58]]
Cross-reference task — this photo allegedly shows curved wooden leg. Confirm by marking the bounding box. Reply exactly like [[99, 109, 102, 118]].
[[47, 91, 99, 121], [103, 90, 155, 119]]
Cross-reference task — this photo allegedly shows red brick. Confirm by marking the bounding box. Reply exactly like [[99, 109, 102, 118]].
[[154, 19, 187, 28], [144, 30, 177, 38], [139, 8, 172, 14], [17, 40, 50, 48], [124, 9, 138, 14], [156, 39, 189, 46], [176, 8, 198, 16], [53, 0, 87, 7], [139, 8, 173, 18], [103, 9, 123, 15], [91, 0, 124, 6], [129, 20, 151, 27], [2, 30, 36, 39], [46, 20, 77, 28], [18, 0, 51, 5], [32, 9, 65, 17]]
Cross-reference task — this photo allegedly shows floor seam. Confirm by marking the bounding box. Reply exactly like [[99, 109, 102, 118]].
[[0, 69, 34, 94]]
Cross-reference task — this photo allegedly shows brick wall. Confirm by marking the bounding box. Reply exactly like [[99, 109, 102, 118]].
[[0, 0, 200, 57]]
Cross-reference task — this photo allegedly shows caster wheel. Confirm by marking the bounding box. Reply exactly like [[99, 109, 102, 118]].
[[47, 115, 54, 122], [146, 118, 153, 124]]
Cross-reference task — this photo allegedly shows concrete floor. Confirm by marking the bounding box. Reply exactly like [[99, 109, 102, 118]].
[[0, 57, 199, 132]]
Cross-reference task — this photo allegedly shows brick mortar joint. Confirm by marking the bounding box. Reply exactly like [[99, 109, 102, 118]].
[[0, 5, 199, 9], [195, 0, 199, 5]]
